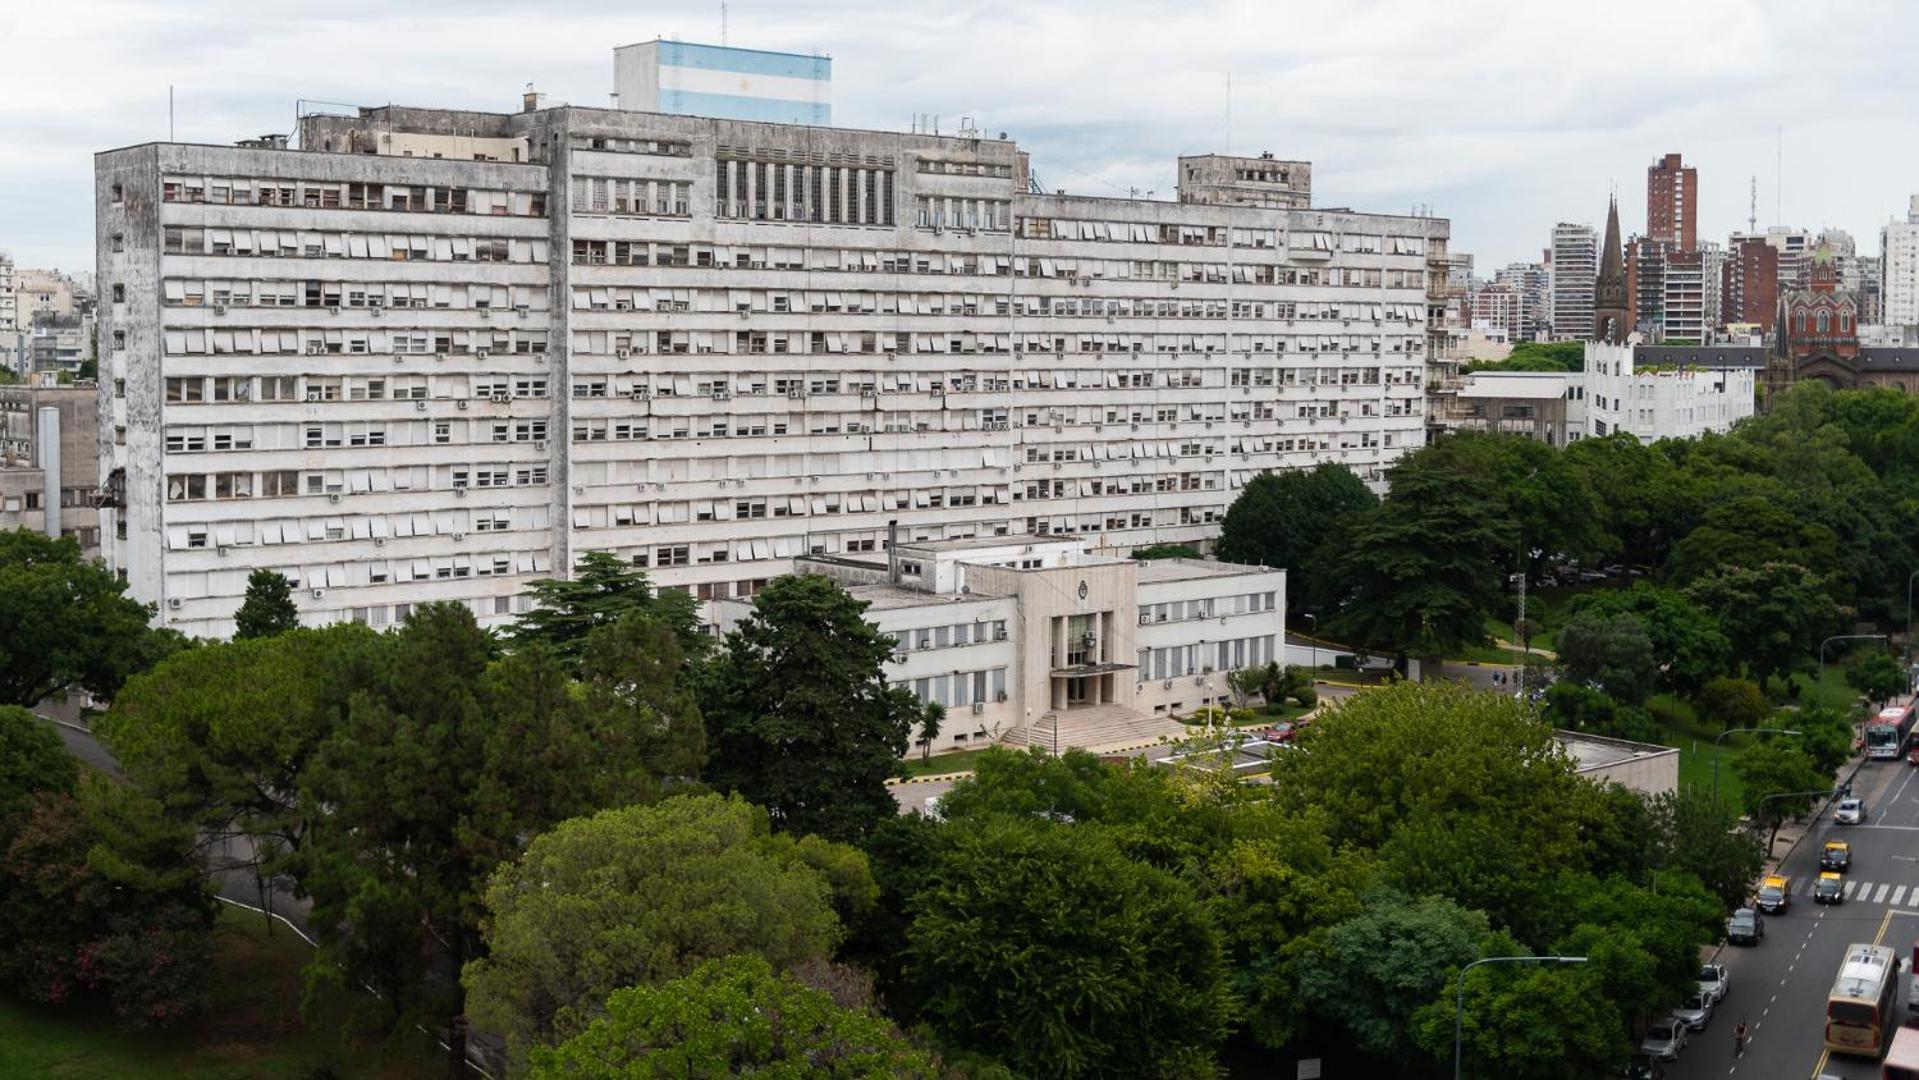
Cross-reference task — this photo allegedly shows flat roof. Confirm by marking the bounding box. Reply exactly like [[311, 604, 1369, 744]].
[[1554, 729, 1678, 771], [843, 583, 1000, 612], [1136, 557, 1278, 584], [1459, 373, 1571, 399]]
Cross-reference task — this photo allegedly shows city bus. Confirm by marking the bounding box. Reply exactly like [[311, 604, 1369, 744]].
[[1887, 1025, 1919, 1080], [1829, 943, 1900, 1057], [1867, 704, 1917, 760]]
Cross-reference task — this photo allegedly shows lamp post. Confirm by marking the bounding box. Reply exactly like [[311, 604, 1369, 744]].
[[1712, 727, 1802, 806], [1751, 788, 1842, 855], [1819, 634, 1888, 685], [1302, 612, 1320, 670], [1906, 570, 1918, 671], [1454, 955, 1588, 1079]]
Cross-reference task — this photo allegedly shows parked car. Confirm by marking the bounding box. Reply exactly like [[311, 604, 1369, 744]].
[[1697, 963, 1729, 1005], [1639, 1017, 1688, 1062], [1673, 990, 1714, 1031], [1261, 723, 1296, 744], [1756, 874, 1792, 913], [1836, 797, 1868, 825], [1727, 907, 1765, 945], [1907, 744, 1919, 766], [1821, 840, 1852, 872], [1815, 872, 1845, 905], [1621, 1055, 1666, 1079]]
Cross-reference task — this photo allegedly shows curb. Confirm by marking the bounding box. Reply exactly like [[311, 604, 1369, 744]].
[[886, 771, 974, 786]]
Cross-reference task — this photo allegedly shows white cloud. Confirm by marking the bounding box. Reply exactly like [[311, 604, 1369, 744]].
[[2, 0, 1916, 271]]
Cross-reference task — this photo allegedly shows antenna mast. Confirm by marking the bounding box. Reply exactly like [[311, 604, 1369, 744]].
[[1775, 126, 1782, 225], [720, 2, 728, 45], [1748, 175, 1757, 232]]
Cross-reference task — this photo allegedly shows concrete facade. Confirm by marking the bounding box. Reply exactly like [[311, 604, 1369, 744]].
[[14, 269, 75, 332], [1177, 154, 1311, 210], [1585, 341, 1755, 443], [1549, 223, 1595, 340], [1439, 371, 1583, 447], [717, 537, 1283, 750], [0, 376, 101, 555], [100, 104, 1444, 639], [1557, 729, 1679, 797], [614, 41, 831, 126], [1882, 196, 1919, 329]]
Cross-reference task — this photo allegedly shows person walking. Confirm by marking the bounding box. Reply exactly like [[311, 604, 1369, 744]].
[[1734, 1018, 1749, 1056]]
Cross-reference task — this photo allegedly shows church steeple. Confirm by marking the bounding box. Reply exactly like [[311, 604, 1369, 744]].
[[1592, 196, 1630, 342]]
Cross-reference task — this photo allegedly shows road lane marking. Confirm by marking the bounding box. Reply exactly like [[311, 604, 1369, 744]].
[[1897, 886, 1909, 907], [1878, 883, 1894, 904], [1845, 879, 1860, 898], [1849, 823, 1919, 831]]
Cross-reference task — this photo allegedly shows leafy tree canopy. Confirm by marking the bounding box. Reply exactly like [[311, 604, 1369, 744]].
[[1566, 582, 1731, 697], [1216, 463, 1376, 582], [232, 568, 299, 639], [1555, 610, 1658, 705], [0, 529, 172, 707], [512, 551, 704, 669]]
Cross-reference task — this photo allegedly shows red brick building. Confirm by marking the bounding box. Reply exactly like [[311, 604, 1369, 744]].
[[1647, 152, 1697, 251], [1723, 237, 1779, 332], [1784, 247, 1859, 362]]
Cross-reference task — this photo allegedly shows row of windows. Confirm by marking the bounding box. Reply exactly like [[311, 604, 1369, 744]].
[[568, 328, 1424, 358], [161, 279, 548, 312], [1139, 635, 1278, 681], [1016, 218, 1427, 256], [164, 510, 546, 552], [1139, 592, 1279, 624], [899, 667, 1011, 710], [161, 374, 544, 403], [160, 176, 545, 216], [163, 228, 548, 263], [889, 619, 1011, 652], [160, 328, 548, 357], [714, 160, 895, 226], [166, 463, 552, 501], [566, 285, 1425, 323], [571, 177, 693, 218]]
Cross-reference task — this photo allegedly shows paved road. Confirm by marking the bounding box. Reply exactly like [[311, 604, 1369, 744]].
[[1666, 751, 1919, 1080]]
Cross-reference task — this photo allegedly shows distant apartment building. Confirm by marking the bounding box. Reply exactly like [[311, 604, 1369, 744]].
[[96, 79, 1447, 638], [614, 40, 831, 125], [26, 312, 94, 375], [1753, 226, 1814, 291], [1660, 245, 1721, 343], [1550, 223, 1596, 340], [1723, 236, 1779, 332], [14, 268, 75, 332], [1435, 370, 1584, 447], [1178, 152, 1311, 210], [1626, 236, 1670, 339], [1585, 341, 1755, 442], [1494, 262, 1550, 340], [0, 255, 14, 333], [0, 374, 101, 556], [1881, 196, 1919, 328], [1646, 153, 1697, 251], [1469, 283, 1522, 340]]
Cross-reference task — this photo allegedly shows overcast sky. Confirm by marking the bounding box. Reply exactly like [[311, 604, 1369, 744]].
[[4, 0, 1916, 275]]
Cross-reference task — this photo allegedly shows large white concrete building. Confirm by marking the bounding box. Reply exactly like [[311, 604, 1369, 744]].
[[716, 536, 1285, 751], [1584, 341, 1754, 442], [95, 91, 1447, 639], [614, 41, 832, 126]]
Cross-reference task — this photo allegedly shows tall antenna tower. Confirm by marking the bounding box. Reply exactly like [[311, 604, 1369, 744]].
[[1775, 126, 1783, 225], [1749, 175, 1757, 232], [720, 1, 728, 45]]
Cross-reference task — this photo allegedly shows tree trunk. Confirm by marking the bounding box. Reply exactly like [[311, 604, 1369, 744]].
[[447, 934, 468, 1080]]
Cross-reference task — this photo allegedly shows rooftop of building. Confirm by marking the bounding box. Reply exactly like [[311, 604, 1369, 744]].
[[1458, 372, 1574, 399], [1633, 345, 1768, 368], [842, 583, 1000, 612], [1554, 729, 1678, 772], [1136, 557, 1279, 584]]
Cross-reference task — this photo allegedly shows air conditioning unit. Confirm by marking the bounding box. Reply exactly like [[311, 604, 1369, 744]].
[[476, 349, 491, 360], [1163, 679, 1174, 690], [929, 387, 944, 396], [328, 305, 341, 315], [994, 626, 1008, 641], [451, 531, 465, 542], [327, 493, 342, 504], [711, 390, 732, 400], [891, 652, 906, 664], [311, 588, 325, 599], [1138, 612, 1151, 625], [786, 388, 804, 399], [533, 439, 547, 450], [918, 637, 932, 649], [216, 544, 230, 556], [414, 400, 427, 411], [457, 399, 470, 410], [515, 305, 529, 317], [212, 303, 227, 316], [615, 348, 632, 359], [455, 487, 467, 498], [860, 389, 877, 398], [306, 344, 325, 356], [490, 393, 511, 403], [373, 536, 385, 547], [166, 597, 183, 610], [971, 701, 985, 715], [630, 388, 649, 399]]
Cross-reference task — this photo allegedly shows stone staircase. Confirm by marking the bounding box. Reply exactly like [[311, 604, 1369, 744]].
[[999, 704, 1187, 754]]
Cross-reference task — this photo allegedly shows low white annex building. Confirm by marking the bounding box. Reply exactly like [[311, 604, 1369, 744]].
[[715, 535, 1285, 753], [1584, 341, 1755, 442]]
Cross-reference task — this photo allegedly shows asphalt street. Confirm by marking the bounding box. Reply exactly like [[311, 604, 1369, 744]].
[[1666, 752, 1919, 1080]]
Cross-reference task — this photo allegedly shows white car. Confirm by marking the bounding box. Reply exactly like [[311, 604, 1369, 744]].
[[1639, 1017, 1687, 1062], [1836, 797, 1867, 825], [1698, 963, 1728, 1005]]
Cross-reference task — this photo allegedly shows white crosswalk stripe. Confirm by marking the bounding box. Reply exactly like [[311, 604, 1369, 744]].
[[1876, 883, 1893, 904], [1845, 879, 1861, 898], [1896, 886, 1909, 907]]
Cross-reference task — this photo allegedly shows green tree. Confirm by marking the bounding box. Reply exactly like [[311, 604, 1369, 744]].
[[1216, 463, 1376, 579], [1684, 562, 1845, 688], [99, 624, 380, 873], [906, 815, 1232, 1078], [465, 794, 873, 1071], [1317, 462, 1516, 663], [0, 705, 77, 841], [1734, 742, 1830, 849], [1566, 583, 1731, 696], [1647, 790, 1764, 913], [1847, 649, 1909, 706], [1540, 683, 1657, 743], [1429, 950, 1629, 1079], [1461, 341, 1585, 374], [1692, 676, 1771, 732], [1295, 890, 1491, 1066], [0, 530, 167, 706], [232, 568, 299, 639], [512, 552, 704, 669], [529, 955, 938, 1080], [702, 575, 935, 841], [293, 604, 658, 1076], [579, 612, 707, 784], [1555, 610, 1658, 705]]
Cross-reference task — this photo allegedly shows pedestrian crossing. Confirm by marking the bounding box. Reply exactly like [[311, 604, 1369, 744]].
[[1794, 877, 1917, 905]]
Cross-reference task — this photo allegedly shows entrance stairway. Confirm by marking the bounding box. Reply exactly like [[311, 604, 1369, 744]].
[[999, 703, 1187, 754]]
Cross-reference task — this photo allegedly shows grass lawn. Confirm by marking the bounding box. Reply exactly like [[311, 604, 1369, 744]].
[[1484, 584, 1593, 655], [1180, 702, 1314, 729], [895, 746, 1000, 778], [0, 904, 440, 1079], [1770, 666, 1870, 714]]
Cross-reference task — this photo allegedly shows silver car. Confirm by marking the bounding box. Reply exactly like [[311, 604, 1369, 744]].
[[1639, 1017, 1688, 1062], [1836, 797, 1867, 824], [1698, 963, 1729, 1005], [1673, 990, 1713, 1031]]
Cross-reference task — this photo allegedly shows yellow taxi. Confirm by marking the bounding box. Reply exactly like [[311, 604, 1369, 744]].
[[1821, 840, 1851, 872], [1814, 872, 1844, 905], [1756, 873, 1792, 913]]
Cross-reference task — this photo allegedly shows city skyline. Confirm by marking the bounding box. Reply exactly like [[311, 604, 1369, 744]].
[[6, 0, 1919, 272]]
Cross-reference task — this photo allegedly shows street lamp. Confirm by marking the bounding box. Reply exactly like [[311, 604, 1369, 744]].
[[1751, 788, 1842, 855], [1454, 955, 1588, 1079], [1906, 570, 1918, 670], [1301, 612, 1320, 670], [1819, 634, 1888, 684], [1712, 727, 1802, 806]]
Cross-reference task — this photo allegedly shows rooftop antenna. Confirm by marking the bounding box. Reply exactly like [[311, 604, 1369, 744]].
[[1749, 175, 1757, 233], [169, 85, 174, 141], [1775, 125, 1782, 226], [1225, 72, 1232, 156], [720, 1, 728, 46]]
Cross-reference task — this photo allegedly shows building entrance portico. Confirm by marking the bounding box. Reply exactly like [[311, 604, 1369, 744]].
[[1048, 609, 1130, 710]]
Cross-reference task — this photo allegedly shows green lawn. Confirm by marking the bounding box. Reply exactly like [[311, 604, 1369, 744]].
[[0, 905, 439, 1079], [1485, 584, 1593, 654], [895, 746, 1000, 778], [1769, 666, 1870, 714], [1648, 695, 1746, 806], [1180, 702, 1314, 729]]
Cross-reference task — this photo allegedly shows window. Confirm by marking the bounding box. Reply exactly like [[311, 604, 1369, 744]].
[[112, 283, 125, 303]]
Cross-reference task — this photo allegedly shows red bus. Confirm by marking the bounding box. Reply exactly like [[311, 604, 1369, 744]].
[[1867, 703, 1917, 760], [1885, 1024, 1919, 1079]]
